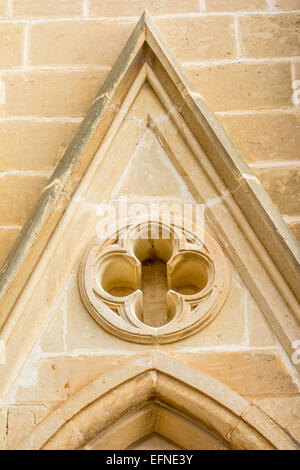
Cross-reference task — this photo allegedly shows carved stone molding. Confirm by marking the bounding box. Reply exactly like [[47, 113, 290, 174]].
[[18, 352, 298, 450], [79, 218, 231, 343]]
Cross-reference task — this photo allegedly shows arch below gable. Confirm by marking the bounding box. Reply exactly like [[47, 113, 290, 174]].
[[18, 352, 299, 450]]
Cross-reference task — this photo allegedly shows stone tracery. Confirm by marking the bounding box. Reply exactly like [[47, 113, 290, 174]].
[[79, 217, 231, 343]]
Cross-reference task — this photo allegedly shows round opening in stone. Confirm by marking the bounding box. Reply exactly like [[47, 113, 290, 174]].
[[97, 254, 139, 297], [169, 252, 212, 295]]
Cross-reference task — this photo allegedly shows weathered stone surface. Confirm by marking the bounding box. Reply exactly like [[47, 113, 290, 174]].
[[293, 61, 300, 107], [0, 121, 79, 170], [0, 1, 8, 18], [252, 396, 300, 443], [247, 293, 276, 347], [15, 353, 299, 450], [254, 166, 300, 217], [274, 0, 300, 9], [0, 228, 20, 268], [187, 62, 292, 111], [165, 266, 246, 349], [0, 10, 299, 451], [231, 404, 293, 450], [6, 405, 48, 449], [172, 351, 298, 396], [205, 0, 269, 11], [156, 16, 236, 61], [0, 174, 47, 225], [0, 23, 24, 68], [0, 70, 107, 117], [288, 220, 300, 244], [18, 410, 65, 450], [156, 407, 229, 450], [88, 406, 159, 450], [131, 434, 180, 450], [39, 299, 65, 353], [220, 112, 300, 163], [89, 0, 199, 16], [239, 14, 300, 58], [117, 127, 191, 198], [64, 269, 145, 353], [0, 409, 6, 450], [12, 0, 83, 18], [14, 354, 132, 403], [29, 20, 135, 66]]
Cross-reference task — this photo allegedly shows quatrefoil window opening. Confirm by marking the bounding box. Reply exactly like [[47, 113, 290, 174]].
[[80, 218, 230, 344], [95, 237, 213, 328]]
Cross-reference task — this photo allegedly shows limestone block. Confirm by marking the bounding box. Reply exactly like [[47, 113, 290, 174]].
[[64, 269, 145, 353], [0, 409, 6, 450], [56, 352, 156, 422], [29, 20, 135, 66], [0, 121, 79, 170], [293, 61, 300, 99], [131, 434, 180, 450], [274, 0, 300, 9], [39, 298, 65, 353], [172, 351, 298, 396], [156, 16, 236, 61], [8, 204, 101, 325], [155, 374, 241, 443], [252, 396, 300, 443], [14, 354, 133, 403], [88, 0, 199, 16], [18, 411, 65, 450], [12, 0, 83, 18], [220, 112, 300, 163], [0, 1, 8, 18], [254, 166, 300, 217], [204, 0, 269, 11], [0, 23, 24, 68], [0, 174, 47, 225], [239, 14, 300, 58], [6, 405, 48, 449], [0, 70, 107, 117], [89, 405, 158, 450], [186, 62, 292, 111], [237, 405, 297, 450], [228, 407, 274, 450], [288, 221, 300, 244], [83, 116, 147, 205], [155, 352, 249, 416], [44, 374, 154, 450], [157, 408, 229, 450], [117, 127, 191, 198], [164, 266, 246, 349], [247, 294, 276, 347], [0, 227, 20, 268]]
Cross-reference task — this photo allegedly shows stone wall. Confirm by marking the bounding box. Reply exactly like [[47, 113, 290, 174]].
[[0, 3, 300, 449], [0, 1, 300, 267]]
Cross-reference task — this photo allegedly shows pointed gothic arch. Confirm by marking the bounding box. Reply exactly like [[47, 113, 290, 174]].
[[18, 352, 298, 450]]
